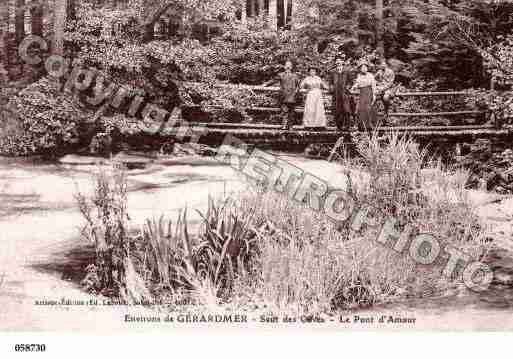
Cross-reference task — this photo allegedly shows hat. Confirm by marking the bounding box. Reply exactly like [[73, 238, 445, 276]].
[[357, 61, 370, 70]]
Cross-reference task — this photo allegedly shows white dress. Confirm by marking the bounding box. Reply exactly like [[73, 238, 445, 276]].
[[300, 76, 328, 128]]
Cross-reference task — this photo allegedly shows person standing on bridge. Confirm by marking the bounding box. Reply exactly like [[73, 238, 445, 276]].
[[264, 60, 300, 130], [300, 67, 329, 129], [351, 63, 378, 131], [332, 56, 355, 131]]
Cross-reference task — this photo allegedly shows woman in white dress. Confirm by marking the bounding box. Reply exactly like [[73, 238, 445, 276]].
[[300, 67, 329, 129]]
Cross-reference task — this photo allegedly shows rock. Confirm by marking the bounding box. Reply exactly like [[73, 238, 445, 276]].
[[173, 143, 216, 156], [59, 154, 107, 166], [112, 152, 154, 169], [89, 133, 113, 156], [156, 156, 222, 167]]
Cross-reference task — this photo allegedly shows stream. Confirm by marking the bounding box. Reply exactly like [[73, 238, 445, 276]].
[[0, 154, 512, 330]]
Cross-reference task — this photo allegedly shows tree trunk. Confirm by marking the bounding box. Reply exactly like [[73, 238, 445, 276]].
[[290, 0, 296, 29], [376, 0, 384, 57], [0, 1, 8, 74], [30, 4, 44, 37], [248, 0, 255, 18], [256, 0, 263, 16], [241, 0, 247, 24], [276, 0, 281, 28], [283, 0, 288, 23], [282, 0, 289, 28], [53, 0, 67, 56], [15, 0, 25, 46], [268, 0, 277, 29], [68, 0, 76, 21]]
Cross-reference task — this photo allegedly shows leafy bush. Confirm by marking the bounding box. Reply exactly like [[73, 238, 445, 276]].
[[3, 77, 92, 156], [465, 89, 513, 124]]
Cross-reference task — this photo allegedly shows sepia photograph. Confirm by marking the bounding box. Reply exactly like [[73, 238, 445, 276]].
[[0, 0, 512, 354]]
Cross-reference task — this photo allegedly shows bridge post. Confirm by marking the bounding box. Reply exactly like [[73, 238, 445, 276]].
[[495, 110, 504, 129]]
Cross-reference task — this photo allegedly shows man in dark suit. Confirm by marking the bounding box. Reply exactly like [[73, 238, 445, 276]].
[[277, 60, 300, 130], [264, 60, 300, 130], [332, 57, 354, 131]]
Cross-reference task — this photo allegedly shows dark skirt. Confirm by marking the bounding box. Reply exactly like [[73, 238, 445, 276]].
[[356, 85, 378, 130]]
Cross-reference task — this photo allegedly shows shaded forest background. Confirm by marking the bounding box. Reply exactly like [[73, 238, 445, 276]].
[[0, 0, 513, 156]]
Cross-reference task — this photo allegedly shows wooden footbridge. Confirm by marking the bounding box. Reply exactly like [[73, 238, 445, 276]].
[[147, 82, 512, 155]]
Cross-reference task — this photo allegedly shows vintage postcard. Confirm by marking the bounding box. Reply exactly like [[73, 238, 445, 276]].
[[1, 0, 513, 351]]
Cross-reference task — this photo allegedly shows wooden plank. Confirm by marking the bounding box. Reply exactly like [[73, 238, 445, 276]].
[[181, 81, 471, 97], [394, 91, 469, 97], [183, 127, 513, 141], [196, 125, 509, 134], [145, 125, 513, 149], [194, 122, 498, 132], [388, 111, 483, 117], [185, 104, 284, 112], [181, 81, 281, 92], [182, 104, 484, 117]]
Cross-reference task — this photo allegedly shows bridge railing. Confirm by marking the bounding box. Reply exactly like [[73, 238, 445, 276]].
[[181, 81, 497, 127]]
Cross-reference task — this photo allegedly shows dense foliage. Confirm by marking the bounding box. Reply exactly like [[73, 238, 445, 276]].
[[2, 77, 92, 156], [1, 0, 512, 156], [63, 0, 513, 107]]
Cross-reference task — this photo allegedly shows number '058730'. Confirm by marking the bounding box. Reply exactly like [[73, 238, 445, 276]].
[[14, 344, 46, 352]]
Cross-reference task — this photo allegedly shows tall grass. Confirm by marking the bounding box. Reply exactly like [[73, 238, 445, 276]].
[[76, 132, 489, 314], [76, 163, 152, 303], [350, 132, 488, 292], [352, 131, 427, 220], [134, 202, 258, 308], [353, 131, 487, 261], [229, 188, 413, 313]]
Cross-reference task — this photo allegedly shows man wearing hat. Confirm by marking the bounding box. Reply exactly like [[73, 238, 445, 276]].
[[332, 55, 354, 131], [264, 60, 300, 130]]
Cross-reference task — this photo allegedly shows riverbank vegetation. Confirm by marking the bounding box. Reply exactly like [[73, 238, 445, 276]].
[[75, 133, 489, 314]]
